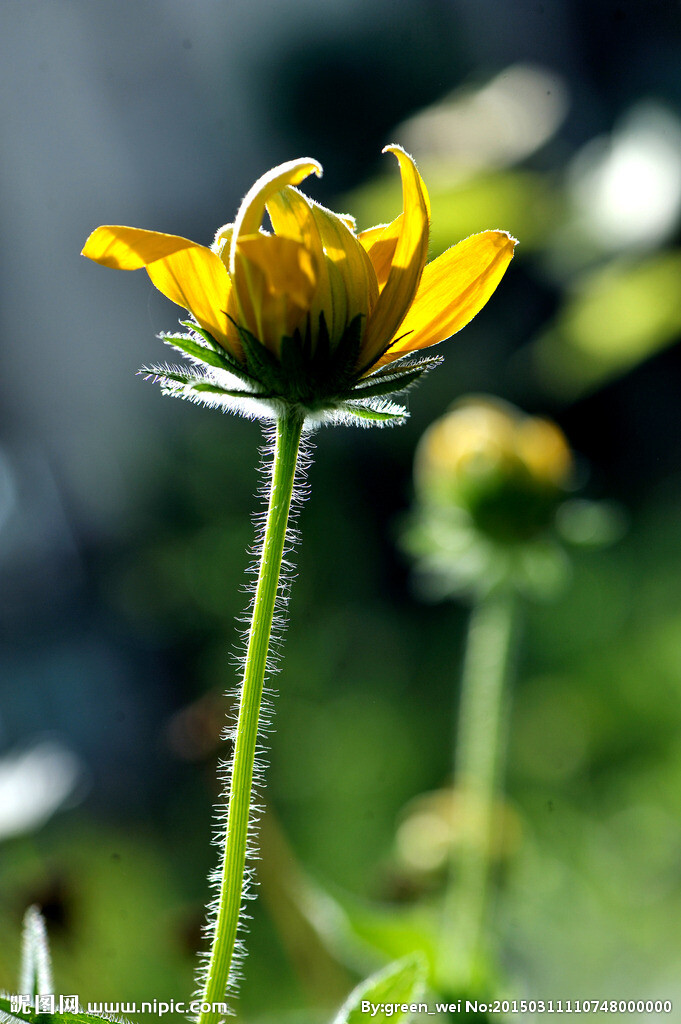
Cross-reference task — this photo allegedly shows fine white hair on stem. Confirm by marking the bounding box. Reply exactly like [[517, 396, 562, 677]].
[[193, 421, 313, 1013]]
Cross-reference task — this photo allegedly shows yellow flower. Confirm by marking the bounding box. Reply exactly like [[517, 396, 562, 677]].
[[416, 397, 573, 540], [82, 147, 516, 421]]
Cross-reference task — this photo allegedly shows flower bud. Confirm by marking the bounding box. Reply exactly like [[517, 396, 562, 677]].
[[415, 397, 573, 542]]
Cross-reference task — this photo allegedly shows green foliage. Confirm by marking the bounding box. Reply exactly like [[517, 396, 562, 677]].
[[332, 955, 427, 1024], [403, 504, 570, 600], [532, 251, 681, 397], [0, 823, 194, 1006]]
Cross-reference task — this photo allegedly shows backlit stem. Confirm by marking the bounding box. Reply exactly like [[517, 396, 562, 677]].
[[198, 408, 304, 1024], [437, 588, 518, 992]]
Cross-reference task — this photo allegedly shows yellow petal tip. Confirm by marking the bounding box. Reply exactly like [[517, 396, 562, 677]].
[[382, 143, 410, 157], [479, 229, 519, 252], [287, 157, 323, 181]]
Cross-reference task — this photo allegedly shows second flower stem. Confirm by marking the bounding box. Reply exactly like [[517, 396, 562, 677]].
[[199, 408, 305, 1024], [437, 588, 518, 991]]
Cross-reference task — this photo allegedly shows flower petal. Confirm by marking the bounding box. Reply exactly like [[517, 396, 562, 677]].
[[358, 219, 400, 292], [266, 186, 335, 339], [82, 225, 197, 269], [378, 230, 517, 366], [146, 247, 237, 352], [267, 185, 378, 346], [229, 159, 322, 350], [229, 158, 322, 274], [360, 147, 430, 369], [307, 199, 378, 340], [266, 187, 323, 256], [233, 234, 317, 354], [212, 222, 235, 265], [83, 225, 238, 353]]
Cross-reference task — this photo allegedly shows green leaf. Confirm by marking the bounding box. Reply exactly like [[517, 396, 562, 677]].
[[0, 994, 27, 1024], [332, 954, 427, 1024]]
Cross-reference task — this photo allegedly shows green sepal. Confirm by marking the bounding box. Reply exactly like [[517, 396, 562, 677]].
[[279, 332, 312, 401], [358, 354, 443, 382], [191, 382, 274, 400], [176, 322, 260, 386], [351, 366, 429, 399], [178, 319, 241, 364], [178, 320, 223, 350], [276, 313, 364, 404], [144, 368, 205, 388], [144, 368, 267, 402], [331, 954, 427, 1024], [151, 314, 441, 423], [231, 313, 368, 408], [344, 403, 407, 423], [231, 322, 288, 394], [356, 328, 414, 376], [310, 309, 331, 366], [163, 333, 234, 373], [325, 313, 364, 391]]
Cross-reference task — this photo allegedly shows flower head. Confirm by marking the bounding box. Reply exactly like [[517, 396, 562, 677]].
[[415, 397, 573, 541], [83, 148, 516, 424], [403, 397, 575, 601]]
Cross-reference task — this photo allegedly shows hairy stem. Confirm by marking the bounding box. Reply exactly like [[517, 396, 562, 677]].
[[198, 408, 305, 1024], [437, 588, 518, 991]]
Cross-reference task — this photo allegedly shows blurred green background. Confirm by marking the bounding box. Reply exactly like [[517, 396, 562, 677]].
[[1, 1, 681, 1020]]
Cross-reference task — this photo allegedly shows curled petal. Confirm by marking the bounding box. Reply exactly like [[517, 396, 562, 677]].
[[378, 230, 517, 366], [212, 222, 235, 265], [230, 158, 322, 275], [360, 147, 430, 369]]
